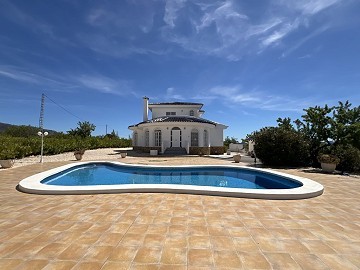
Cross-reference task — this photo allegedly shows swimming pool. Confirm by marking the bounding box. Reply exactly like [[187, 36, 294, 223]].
[[19, 161, 324, 199]]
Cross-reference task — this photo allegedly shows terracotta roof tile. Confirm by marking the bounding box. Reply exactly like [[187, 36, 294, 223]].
[[129, 116, 217, 127]]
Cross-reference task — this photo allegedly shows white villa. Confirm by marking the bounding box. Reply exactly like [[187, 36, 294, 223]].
[[129, 97, 228, 155]]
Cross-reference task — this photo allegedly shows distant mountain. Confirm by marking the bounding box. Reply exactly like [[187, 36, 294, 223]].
[[0, 122, 60, 136]]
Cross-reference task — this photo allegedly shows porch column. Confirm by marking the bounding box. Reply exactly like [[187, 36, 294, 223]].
[[208, 129, 211, 147]]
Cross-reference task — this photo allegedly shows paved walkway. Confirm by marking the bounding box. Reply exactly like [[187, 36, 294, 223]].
[[0, 154, 359, 269]]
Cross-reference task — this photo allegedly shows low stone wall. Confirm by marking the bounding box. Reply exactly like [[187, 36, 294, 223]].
[[189, 147, 211, 155], [133, 146, 224, 155], [210, 146, 225, 155], [133, 146, 161, 153]]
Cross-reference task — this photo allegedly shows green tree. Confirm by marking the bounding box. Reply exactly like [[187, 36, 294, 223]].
[[67, 121, 96, 138], [104, 130, 118, 139], [295, 101, 360, 165], [223, 136, 239, 148]]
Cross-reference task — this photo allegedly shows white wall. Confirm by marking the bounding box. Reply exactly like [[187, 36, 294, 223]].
[[229, 143, 244, 152], [133, 123, 226, 148], [151, 106, 201, 118], [210, 126, 225, 146]]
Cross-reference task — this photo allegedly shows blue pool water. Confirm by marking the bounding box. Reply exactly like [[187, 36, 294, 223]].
[[41, 163, 302, 189]]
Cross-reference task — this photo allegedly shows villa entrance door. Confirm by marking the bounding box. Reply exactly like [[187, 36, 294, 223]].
[[171, 128, 181, 147]]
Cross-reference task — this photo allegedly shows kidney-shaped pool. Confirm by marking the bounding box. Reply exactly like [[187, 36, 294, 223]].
[[19, 161, 324, 199]]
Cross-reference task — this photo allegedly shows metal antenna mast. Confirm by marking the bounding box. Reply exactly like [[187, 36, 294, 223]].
[[38, 93, 48, 163], [39, 93, 45, 130]]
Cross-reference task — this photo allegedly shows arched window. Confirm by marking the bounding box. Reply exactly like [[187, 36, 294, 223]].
[[145, 130, 149, 147], [154, 130, 162, 147], [190, 110, 194, 116], [191, 129, 198, 147], [203, 130, 208, 146], [133, 132, 138, 146]]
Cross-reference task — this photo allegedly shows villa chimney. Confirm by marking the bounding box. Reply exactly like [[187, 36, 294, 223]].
[[143, 96, 149, 121]]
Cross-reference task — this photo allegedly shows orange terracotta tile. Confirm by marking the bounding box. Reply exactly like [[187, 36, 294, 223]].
[[83, 245, 113, 262], [143, 234, 166, 247], [1, 157, 360, 270], [292, 253, 329, 270], [317, 254, 358, 270], [264, 252, 301, 269], [301, 240, 336, 254], [210, 236, 236, 251], [96, 232, 124, 246], [233, 237, 260, 252], [159, 265, 186, 270], [188, 249, 213, 267], [160, 247, 187, 265], [188, 225, 208, 236], [133, 247, 162, 264], [188, 235, 212, 249], [168, 225, 187, 235], [208, 226, 230, 236], [238, 252, 271, 269], [164, 236, 188, 249], [36, 243, 69, 259], [42, 260, 77, 270], [72, 261, 103, 270], [57, 244, 89, 260], [101, 261, 131, 270], [108, 245, 138, 261], [213, 250, 242, 268], [16, 259, 49, 270], [0, 259, 24, 269], [120, 233, 145, 246]]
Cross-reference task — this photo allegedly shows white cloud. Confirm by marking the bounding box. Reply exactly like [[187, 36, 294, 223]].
[[164, 0, 187, 28], [0, 65, 73, 89], [75, 75, 132, 96], [290, 0, 342, 15], [165, 87, 185, 100], [280, 25, 329, 57], [262, 19, 300, 47], [199, 84, 316, 112], [160, 0, 347, 60]]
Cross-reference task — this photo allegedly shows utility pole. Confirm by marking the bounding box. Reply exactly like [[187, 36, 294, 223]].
[[106, 124, 108, 135]]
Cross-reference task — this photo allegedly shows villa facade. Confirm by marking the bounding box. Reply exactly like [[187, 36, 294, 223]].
[[128, 97, 227, 155]]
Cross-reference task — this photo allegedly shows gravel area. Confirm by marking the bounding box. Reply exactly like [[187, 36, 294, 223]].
[[10, 148, 254, 168], [12, 148, 132, 168]]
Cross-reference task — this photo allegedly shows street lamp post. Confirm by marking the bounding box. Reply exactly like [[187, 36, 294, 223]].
[[37, 131, 48, 163]]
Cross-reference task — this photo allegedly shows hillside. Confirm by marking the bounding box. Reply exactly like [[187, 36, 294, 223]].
[[0, 122, 13, 133], [0, 122, 59, 135]]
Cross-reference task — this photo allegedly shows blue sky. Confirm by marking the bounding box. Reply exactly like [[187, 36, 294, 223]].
[[0, 0, 359, 140]]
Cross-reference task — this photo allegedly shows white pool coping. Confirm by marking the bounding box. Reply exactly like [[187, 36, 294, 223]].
[[18, 161, 324, 200]]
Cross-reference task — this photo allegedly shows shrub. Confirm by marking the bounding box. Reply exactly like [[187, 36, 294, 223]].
[[0, 135, 132, 159], [332, 144, 360, 172], [253, 127, 311, 167]]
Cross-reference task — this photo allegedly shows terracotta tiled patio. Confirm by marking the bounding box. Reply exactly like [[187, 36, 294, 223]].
[[0, 157, 359, 269]]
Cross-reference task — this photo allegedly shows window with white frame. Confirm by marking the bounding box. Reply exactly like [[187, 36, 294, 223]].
[[166, 112, 176, 116], [145, 130, 149, 147], [154, 130, 162, 147], [191, 129, 199, 146], [190, 110, 194, 116], [203, 130, 208, 146]]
